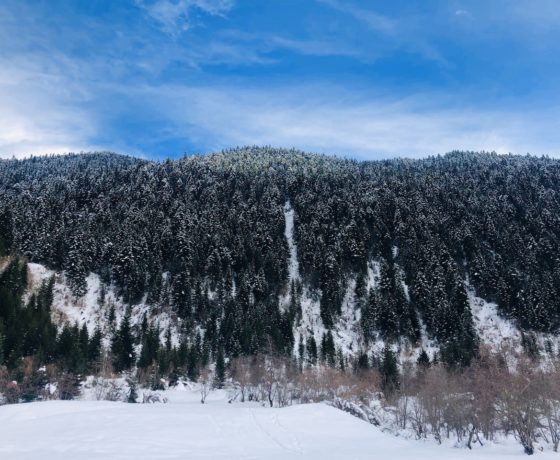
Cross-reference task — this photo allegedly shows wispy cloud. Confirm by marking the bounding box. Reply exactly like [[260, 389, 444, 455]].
[[136, 0, 234, 36], [2, 59, 560, 159], [317, 0, 395, 34], [316, 0, 448, 65], [0, 77, 98, 158], [265, 35, 362, 58], [122, 84, 560, 159]]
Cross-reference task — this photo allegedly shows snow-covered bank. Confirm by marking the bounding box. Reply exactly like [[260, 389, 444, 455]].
[[0, 390, 555, 460]]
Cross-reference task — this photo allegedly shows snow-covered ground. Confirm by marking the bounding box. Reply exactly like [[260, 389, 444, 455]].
[[0, 389, 553, 460]]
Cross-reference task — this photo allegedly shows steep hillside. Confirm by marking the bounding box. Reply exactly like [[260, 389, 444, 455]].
[[2, 148, 560, 369]]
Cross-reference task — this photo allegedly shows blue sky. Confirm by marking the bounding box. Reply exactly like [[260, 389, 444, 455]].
[[1, 0, 560, 160]]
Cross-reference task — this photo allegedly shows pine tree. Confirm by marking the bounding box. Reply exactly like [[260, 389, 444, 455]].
[[88, 328, 102, 371], [320, 331, 335, 366], [187, 344, 199, 381], [138, 324, 159, 369], [111, 308, 135, 373], [380, 347, 399, 393], [107, 304, 116, 330], [417, 349, 430, 368], [79, 324, 90, 358], [214, 348, 225, 389], [306, 335, 317, 366], [140, 313, 148, 339], [65, 237, 88, 297], [0, 327, 4, 365], [356, 352, 369, 371]]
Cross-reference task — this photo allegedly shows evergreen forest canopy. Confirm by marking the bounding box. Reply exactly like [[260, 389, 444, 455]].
[[1, 147, 560, 369]]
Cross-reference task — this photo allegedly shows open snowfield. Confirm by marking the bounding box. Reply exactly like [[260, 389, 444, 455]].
[[0, 389, 555, 460]]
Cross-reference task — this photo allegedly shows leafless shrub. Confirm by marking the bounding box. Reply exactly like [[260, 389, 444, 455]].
[[3, 381, 21, 404], [539, 372, 560, 452], [142, 391, 167, 404], [92, 377, 126, 401], [229, 354, 380, 410], [230, 356, 254, 402], [495, 357, 542, 455]]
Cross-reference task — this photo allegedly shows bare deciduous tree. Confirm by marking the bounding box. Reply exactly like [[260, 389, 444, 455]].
[[198, 366, 212, 404]]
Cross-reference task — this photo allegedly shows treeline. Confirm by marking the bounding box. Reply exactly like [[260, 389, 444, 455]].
[[0, 253, 399, 404], [0, 256, 230, 399], [2, 149, 560, 365], [0, 256, 190, 398]]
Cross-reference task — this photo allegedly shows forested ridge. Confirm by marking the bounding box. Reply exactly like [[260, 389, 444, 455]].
[[1, 147, 560, 372]]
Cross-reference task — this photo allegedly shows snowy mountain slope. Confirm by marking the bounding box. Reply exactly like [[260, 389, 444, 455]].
[[467, 282, 559, 362], [0, 389, 554, 460], [22, 243, 559, 367], [0, 256, 10, 275], [280, 204, 553, 365], [286, 202, 382, 361], [15, 200, 558, 365], [25, 263, 182, 347], [5, 150, 560, 368]]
